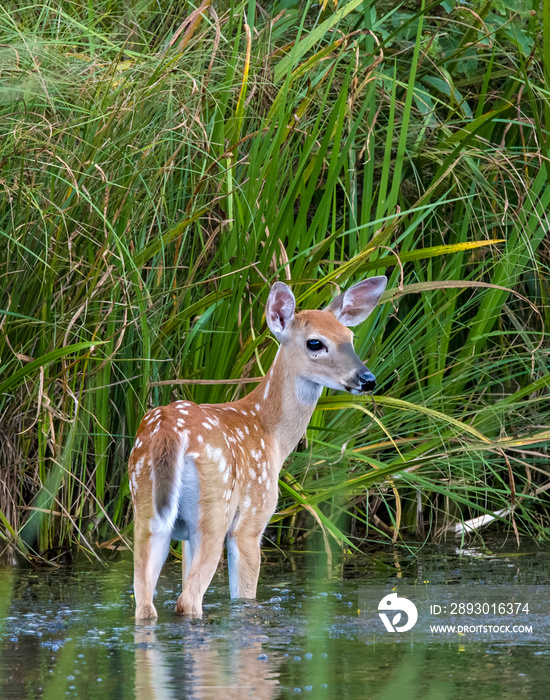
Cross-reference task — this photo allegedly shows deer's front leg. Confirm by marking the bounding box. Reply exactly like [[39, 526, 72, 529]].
[[134, 518, 171, 619], [227, 488, 278, 599]]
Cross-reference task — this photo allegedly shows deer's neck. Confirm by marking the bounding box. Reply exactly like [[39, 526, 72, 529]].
[[241, 346, 322, 466]]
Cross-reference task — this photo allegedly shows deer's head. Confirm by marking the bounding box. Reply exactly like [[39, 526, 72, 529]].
[[266, 276, 387, 395]]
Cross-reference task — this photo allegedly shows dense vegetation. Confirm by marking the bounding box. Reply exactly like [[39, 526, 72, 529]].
[[0, 0, 548, 562]]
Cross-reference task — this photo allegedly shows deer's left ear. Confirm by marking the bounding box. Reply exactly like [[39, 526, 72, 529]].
[[325, 276, 387, 327], [266, 281, 296, 342]]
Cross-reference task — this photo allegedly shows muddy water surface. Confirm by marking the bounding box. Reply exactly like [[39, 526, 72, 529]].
[[0, 545, 549, 699]]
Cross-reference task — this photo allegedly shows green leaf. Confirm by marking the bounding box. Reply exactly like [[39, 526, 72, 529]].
[[274, 0, 365, 83], [0, 342, 106, 395]]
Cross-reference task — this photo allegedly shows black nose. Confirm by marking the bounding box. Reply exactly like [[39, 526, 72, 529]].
[[358, 371, 376, 393]]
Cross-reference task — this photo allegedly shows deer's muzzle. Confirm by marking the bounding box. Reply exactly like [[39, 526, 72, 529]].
[[357, 370, 376, 393]]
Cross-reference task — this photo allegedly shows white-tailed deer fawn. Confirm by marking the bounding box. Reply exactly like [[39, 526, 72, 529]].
[[128, 276, 387, 618]]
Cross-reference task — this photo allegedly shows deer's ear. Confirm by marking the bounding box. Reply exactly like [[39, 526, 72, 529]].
[[325, 276, 387, 327], [266, 282, 296, 341]]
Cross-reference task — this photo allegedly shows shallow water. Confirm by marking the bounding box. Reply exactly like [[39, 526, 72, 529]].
[[0, 544, 549, 699]]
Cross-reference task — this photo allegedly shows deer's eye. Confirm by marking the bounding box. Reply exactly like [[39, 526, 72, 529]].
[[307, 339, 324, 352]]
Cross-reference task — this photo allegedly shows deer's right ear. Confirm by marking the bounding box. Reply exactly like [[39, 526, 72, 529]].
[[266, 282, 296, 342], [325, 276, 387, 326]]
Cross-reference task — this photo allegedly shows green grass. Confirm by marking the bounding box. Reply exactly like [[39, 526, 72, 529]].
[[0, 0, 548, 560]]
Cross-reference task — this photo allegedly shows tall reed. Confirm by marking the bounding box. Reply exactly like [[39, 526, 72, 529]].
[[0, 0, 548, 559]]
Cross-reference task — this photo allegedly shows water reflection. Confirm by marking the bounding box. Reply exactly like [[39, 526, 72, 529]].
[[134, 612, 281, 699], [0, 547, 549, 699], [134, 623, 174, 700]]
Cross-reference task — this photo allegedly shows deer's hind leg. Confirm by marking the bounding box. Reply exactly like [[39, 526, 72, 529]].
[[175, 464, 227, 616], [227, 524, 262, 600], [175, 526, 225, 616], [182, 539, 194, 585], [133, 517, 172, 619]]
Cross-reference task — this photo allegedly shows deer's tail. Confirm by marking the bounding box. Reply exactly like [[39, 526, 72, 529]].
[[150, 430, 188, 529]]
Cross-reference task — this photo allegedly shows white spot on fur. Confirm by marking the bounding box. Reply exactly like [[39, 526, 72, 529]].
[[244, 425, 250, 434], [135, 437, 142, 448], [236, 429, 244, 439], [242, 495, 251, 511], [202, 422, 212, 430], [197, 434, 204, 444], [255, 403, 260, 411], [151, 422, 161, 436], [177, 418, 185, 427], [249, 468, 255, 479], [206, 444, 223, 462], [263, 380, 270, 399], [260, 438, 266, 449], [258, 475, 262, 485]]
